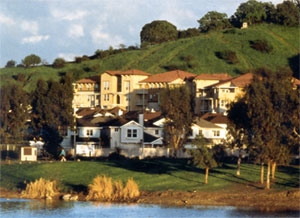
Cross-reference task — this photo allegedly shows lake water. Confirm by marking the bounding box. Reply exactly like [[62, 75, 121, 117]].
[[0, 198, 299, 218]]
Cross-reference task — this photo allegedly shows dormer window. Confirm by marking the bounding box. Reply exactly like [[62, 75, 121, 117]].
[[127, 129, 137, 138]]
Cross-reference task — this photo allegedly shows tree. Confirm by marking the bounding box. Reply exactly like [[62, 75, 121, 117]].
[[189, 135, 217, 184], [227, 101, 251, 176], [275, 1, 300, 26], [234, 0, 267, 26], [30, 74, 74, 158], [5, 60, 16, 68], [0, 85, 29, 143], [140, 20, 177, 47], [228, 68, 299, 189], [198, 11, 232, 32], [53, 58, 66, 68], [160, 85, 193, 157], [22, 54, 41, 67]]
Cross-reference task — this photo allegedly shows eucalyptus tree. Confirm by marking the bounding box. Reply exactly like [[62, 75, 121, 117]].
[[189, 135, 218, 184], [228, 68, 299, 189], [160, 85, 194, 157], [227, 100, 250, 176], [0, 85, 29, 143], [30, 74, 74, 157]]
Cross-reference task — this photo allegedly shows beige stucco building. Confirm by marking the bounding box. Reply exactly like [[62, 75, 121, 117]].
[[100, 69, 151, 111]]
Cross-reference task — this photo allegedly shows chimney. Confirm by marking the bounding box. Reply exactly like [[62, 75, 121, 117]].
[[138, 114, 144, 127]]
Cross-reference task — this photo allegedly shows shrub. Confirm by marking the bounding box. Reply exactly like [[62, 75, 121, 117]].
[[123, 178, 140, 199], [86, 175, 140, 201], [21, 178, 58, 199], [216, 50, 239, 64], [249, 39, 273, 53], [86, 175, 113, 201]]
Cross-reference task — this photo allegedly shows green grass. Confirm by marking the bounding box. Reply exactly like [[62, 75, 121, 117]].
[[1, 158, 299, 194], [0, 24, 299, 92]]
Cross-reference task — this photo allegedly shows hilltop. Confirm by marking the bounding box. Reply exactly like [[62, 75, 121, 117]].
[[0, 24, 299, 92]]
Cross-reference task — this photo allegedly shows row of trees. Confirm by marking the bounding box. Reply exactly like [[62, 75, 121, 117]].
[[0, 73, 74, 157], [159, 68, 299, 188], [140, 0, 299, 46]]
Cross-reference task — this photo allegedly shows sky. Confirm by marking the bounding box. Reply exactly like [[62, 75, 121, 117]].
[[0, 0, 284, 67]]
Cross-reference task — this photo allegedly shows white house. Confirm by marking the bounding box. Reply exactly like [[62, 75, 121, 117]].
[[186, 118, 227, 148]]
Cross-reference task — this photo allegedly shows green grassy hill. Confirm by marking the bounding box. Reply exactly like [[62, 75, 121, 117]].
[[0, 24, 299, 92]]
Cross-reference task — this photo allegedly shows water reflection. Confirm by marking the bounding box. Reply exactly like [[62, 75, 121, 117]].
[[0, 198, 299, 218]]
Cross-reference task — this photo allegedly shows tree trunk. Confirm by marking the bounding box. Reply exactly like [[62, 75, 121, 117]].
[[236, 155, 241, 176], [266, 160, 271, 189], [271, 161, 276, 180], [204, 167, 209, 184], [260, 162, 264, 184]]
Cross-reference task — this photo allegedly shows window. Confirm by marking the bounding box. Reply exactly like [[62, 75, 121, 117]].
[[104, 81, 110, 90], [104, 94, 110, 101], [127, 129, 137, 138], [125, 81, 130, 91], [155, 129, 159, 135], [117, 76, 122, 92], [213, 130, 220, 137], [86, 129, 93, 136], [115, 128, 119, 132]]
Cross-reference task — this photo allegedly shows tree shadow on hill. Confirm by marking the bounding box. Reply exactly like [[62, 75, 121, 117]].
[[104, 156, 197, 175]]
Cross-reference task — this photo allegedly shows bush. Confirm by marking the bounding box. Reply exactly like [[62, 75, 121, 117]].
[[216, 50, 239, 64], [249, 39, 273, 53], [21, 178, 58, 199], [86, 175, 140, 201]]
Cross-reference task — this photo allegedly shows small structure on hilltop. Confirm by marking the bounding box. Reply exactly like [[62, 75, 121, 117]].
[[241, 22, 248, 29]]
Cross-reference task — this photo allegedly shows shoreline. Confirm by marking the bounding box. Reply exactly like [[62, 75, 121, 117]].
[[1, 187, 299, 212]]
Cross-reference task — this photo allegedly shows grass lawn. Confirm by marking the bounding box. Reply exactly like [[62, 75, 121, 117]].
[[1, 158, 299, 194]]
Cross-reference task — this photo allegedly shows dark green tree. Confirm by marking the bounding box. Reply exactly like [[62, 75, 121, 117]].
[[5, 60, 16, 68], [30, 74, 74, 158], [0, 85, 29, 143], [22, 54, 41, 67], [227, 100, 251, 176], [160, 85, 193, 157], [275, 1, 300, 26], [189, 135, 218, 184], [234, 0, 267, 26], [140, 20, 177, 47], [53, 58, 66, 68], [228, 68, 299, 189], [198, 11, 232, 32]]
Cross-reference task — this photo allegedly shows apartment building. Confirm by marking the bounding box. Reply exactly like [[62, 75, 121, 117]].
[[139, 70, 196, 111], [73, 76, 100, 108], [100, 69, 151, 111], [194, 73, 232, 114], [199, 73, 253, 113]]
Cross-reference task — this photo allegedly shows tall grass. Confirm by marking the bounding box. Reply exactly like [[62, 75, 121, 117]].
[[86, 175, 140, 201], [21, 178, 58, 199]]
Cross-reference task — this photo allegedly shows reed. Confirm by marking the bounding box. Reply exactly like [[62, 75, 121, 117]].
[[86, 175, 140, 201], [21, 178, 58, 199]]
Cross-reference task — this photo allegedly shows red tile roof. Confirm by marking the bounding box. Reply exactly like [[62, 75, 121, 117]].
[[76, 75, 100, 83], [140, 70, 196, 83], [200, 113, 229, 124], [194, 73, 232, 80], [209, 73, 253, 88], [103, 69, 150, 76]]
